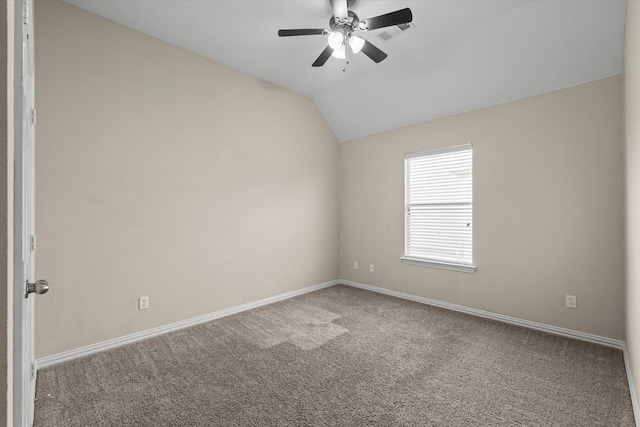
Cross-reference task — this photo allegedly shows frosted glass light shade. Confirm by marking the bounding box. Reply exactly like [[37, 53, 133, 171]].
[[327, 32, 344, 50], [331, 45, 346, 59], [349, 35, 365, 54]]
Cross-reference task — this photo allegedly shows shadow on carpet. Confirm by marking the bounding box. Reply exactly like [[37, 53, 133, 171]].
[[34, 285, 636, 426]]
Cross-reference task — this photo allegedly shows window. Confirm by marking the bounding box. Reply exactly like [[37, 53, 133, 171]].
[[401, 144, 476, 273]]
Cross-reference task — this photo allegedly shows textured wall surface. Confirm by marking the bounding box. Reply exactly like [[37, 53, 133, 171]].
[[34, 0, 339, 358], [340, 76, 624, 340]]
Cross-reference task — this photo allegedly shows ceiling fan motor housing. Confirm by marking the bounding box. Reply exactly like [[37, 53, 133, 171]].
[[278, 4, 412, 66], [329, 10, 360, 35]]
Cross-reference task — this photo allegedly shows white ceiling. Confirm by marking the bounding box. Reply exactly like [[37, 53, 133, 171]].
[[63, 0, 626, 142]]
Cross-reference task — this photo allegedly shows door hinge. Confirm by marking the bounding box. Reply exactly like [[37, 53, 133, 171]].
[[31, 363, 36, 380], [22, 0, 29, 26], [30, 108, 36, 126], [30, 234, 36, 252]]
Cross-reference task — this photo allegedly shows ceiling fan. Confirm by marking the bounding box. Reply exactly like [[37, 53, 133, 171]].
[[278, 0, 413, 67]]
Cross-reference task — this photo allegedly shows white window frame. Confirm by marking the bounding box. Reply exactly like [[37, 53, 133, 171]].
[[401, 143, 476, 273]]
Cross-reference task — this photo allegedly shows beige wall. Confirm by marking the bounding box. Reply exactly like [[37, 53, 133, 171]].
[[32, 0, 628, 364], [625, 0, 640, 412], [33, 0, 339, 359], [340, 76, 625, 340]]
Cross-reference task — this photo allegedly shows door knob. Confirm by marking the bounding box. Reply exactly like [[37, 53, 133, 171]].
[[26, 279, 49, 298]]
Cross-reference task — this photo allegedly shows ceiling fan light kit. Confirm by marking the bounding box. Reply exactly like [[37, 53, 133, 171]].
[[328, 32, 345, 50], [349, 35, 365, 54], [278, 0, 412, 68], [332, 45, 347, 59]]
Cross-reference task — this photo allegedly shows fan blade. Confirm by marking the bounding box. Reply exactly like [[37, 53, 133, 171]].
[[330, 0, 348, 21], [360, 8, 412, 31], [360, 40, 387, 63], [312, 45, 334, 67], [278, 29, 326, 37]]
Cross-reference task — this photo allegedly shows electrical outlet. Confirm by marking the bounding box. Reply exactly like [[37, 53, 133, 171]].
[[354, 261, 358, 270], [369, 264, 374, 272], [565, 295, 576, 309], [139, 296, 149, 310]]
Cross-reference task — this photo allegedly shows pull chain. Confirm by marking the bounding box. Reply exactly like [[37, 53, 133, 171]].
[[343, 40, 350, 72]]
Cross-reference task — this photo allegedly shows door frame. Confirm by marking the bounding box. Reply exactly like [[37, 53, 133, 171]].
[[12, 0, 35, 425]]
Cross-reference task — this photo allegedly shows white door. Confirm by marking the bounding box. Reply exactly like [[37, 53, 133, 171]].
[[14, 1, 46, 425]]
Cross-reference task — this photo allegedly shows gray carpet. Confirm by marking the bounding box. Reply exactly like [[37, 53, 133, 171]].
[[34, 285, 636, 426]]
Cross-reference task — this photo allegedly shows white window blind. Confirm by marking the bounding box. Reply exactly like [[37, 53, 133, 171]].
[[403, 144, 474, 272]]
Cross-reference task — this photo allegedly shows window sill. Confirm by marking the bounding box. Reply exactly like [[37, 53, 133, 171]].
[[400, 257, 477, 273]]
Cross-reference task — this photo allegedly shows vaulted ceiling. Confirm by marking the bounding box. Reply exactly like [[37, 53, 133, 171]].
[[63, 0, 626, 142]]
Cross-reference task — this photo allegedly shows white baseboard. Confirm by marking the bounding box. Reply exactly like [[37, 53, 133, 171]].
[[37, 277, 637, 424], [339, 280, 624, 349], [339, 280, 637, 423], [36, 279, 340, 369], [623, 344, 640, 427]]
